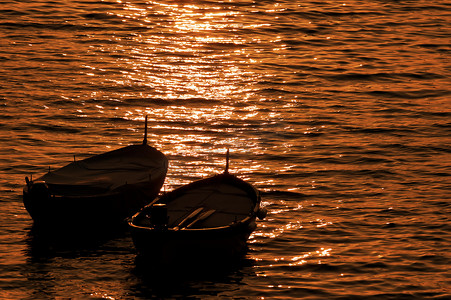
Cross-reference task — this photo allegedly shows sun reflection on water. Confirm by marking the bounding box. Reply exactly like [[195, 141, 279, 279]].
[[253, 247, 334, 272], [102, 1, 263, 102]]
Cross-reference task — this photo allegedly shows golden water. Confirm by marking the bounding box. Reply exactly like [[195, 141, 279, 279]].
[[1, 0, 450, 298]]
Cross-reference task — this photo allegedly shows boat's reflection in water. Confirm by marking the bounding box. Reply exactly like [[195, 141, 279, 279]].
[[25, 224, 255, 298], [24, 223, 129, 260], [132, 251, 254, 298]]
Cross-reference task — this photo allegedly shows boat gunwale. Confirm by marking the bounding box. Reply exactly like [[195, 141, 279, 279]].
[[129, 213, 255, 233]]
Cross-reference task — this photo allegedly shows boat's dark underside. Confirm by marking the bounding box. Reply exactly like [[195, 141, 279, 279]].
[[23, 177, 165, 230], [131, 220, 257, 262]]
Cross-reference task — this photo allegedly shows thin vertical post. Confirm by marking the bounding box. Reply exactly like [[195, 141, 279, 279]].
[[225, 148, 230, 174], [143, 115, 148, 145]]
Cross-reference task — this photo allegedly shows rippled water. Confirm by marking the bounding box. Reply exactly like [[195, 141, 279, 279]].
[[1, 0, 450, 299]]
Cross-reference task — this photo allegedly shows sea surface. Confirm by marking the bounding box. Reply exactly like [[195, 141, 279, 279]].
[[1, 0, 450, 299]]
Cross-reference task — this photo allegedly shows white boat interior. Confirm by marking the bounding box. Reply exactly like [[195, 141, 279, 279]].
[[166, 182, 255, 229]]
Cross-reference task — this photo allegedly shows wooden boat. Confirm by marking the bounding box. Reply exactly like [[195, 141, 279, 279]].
[[23, 118, 168, 230], [129, 151, 267, 262]]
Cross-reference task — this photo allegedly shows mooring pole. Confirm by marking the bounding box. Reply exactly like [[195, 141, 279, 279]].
[[225, 148, 230, 174], [143, 115, 148, 145]]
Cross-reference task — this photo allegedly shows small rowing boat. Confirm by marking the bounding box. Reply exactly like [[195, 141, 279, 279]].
[[23, 118, 168, 230], [129, 151, 266, 262]]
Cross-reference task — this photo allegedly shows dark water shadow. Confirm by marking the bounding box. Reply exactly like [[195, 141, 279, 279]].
[[20, 223, 135, 300], [129, 252, 255, 299], [24, 222, 130, 261]]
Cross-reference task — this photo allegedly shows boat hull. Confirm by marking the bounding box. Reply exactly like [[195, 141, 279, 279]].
[[23, 144, 168, 230], [129, 172, 263, 263], [131, 218, 257, 262], [23, 178, 165, 230]]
